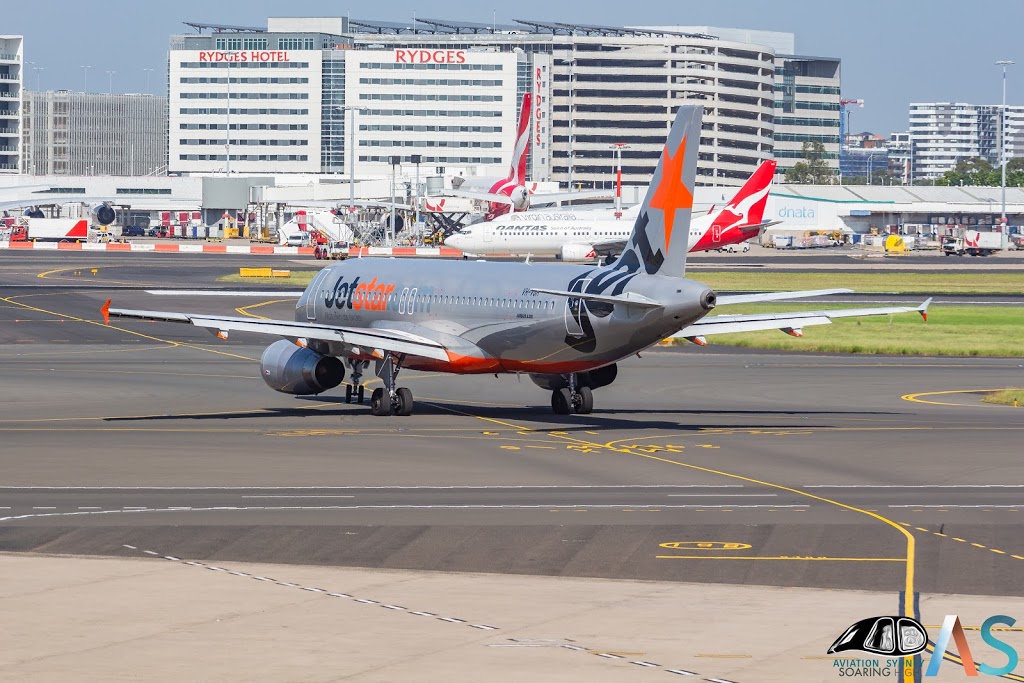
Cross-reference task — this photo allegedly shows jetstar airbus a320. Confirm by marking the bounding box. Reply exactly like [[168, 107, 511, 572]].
[[105, 106, 929, 417]]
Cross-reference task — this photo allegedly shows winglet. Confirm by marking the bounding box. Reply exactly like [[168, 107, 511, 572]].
[[101, 298, 111, 325], [917, 297, 933, 322]]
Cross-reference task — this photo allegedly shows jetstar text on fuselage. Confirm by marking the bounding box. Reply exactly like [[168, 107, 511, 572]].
[[394, 49, 466, 64], [198, 51, 291, 63], [324, 276, 398, 312]]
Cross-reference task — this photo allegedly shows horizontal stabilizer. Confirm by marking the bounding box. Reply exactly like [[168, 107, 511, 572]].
[[674, 299, 931, 339], [528, 287, 663, 309]]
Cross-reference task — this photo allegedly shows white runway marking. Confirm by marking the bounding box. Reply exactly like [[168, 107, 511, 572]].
[[144, 290, 303, 297], [666, 494, 777, 498], [0, 503, 809, 523], [0, 484, 746, 490], [241, 495, 356, 499], [887, 504, 1024, 509], [806, 484, 1024, 488]]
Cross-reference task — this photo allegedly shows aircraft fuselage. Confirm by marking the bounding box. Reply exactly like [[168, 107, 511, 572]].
[[296, 259, 714, 375]]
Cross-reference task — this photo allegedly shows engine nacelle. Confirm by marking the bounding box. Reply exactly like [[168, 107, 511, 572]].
[[509, 185, 530, 211], [259, 339, 345, 395], [559, 243, 597, 261], [529, 364, 618, 391], [93, 204, 116, 226]]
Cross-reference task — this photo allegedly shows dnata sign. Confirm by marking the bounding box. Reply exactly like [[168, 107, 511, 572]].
[[778, 206, 816, 219], [199, 51, 291, 63], [394, 49, 466, 64]]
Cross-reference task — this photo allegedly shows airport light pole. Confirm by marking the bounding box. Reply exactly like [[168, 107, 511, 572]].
[[997, 60, 1014, 250], [389, 155, 401, 246], [609, 142, 628, 218], [80, 65, 91, 92], [143, 68, 154, 94], [105, 70, 115, 94], [410, 154, 422, 229], [337, 105, 366, 220]]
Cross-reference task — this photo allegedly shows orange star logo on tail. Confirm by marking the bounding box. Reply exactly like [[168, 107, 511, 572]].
[[647, 136, 693, 250]]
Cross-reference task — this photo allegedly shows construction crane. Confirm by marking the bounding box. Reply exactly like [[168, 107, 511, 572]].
[[839, 98, 864, 180]]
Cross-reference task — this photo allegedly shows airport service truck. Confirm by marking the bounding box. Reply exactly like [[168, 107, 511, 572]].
[[1, 218, 90, 243], [943, 230, 1002, 257]]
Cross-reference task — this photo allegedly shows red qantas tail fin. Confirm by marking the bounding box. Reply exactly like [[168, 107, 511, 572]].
[[505, 92, 532, 185], [722, 160, 776, 226]]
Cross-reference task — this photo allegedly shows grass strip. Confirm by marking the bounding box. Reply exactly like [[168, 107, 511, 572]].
[[982, 389, 1024, 406]]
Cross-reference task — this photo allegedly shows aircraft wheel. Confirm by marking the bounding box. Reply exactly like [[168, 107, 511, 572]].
[[370, 388, 391, 416], [577, 386, 594, 414], [551, 388, 572, 415], [395, 387, 414, 416], [357, 385, 365, 403], [344, 384, 353, 404]]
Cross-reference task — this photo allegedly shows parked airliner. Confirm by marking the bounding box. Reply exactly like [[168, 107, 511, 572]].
[[445, 161, 778, 260]]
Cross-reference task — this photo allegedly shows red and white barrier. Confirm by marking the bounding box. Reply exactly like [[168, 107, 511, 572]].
[[0, 241, 464, 258]]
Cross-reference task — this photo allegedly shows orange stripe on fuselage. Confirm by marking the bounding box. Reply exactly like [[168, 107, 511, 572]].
[[404, 351, 609, 375]]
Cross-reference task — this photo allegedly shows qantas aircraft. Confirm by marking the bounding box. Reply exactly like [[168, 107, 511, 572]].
[[440, 93, 607, 220], [105, 106, 929, 417], [444, 160, 778, 260]]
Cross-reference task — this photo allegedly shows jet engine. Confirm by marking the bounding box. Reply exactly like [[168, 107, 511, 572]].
[[93, 204, 116, 226], [559, 243, 597, 261], [509, 185, 530, 211], [259, 339, 345, 395], [529, 364, 618, 391]]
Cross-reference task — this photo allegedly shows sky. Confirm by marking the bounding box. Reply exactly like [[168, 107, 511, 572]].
[[7, 0, 1024, 134]]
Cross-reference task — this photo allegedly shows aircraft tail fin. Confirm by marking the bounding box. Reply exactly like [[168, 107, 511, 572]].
[[505, 92, 532, 185], [717, 159, 776, 226], [613, 105, 702, 277]]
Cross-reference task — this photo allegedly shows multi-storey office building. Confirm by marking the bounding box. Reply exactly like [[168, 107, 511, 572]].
[[906, 102, 1024, 181], [0, 35, 23, 174], [773, 55, 841, 176], [22, 91, 167, 176]]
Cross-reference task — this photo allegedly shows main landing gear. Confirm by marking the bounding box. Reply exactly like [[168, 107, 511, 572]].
[[344, 359, 368, 404], [369, 353, 414, 417], [551, 374, 593, 415]]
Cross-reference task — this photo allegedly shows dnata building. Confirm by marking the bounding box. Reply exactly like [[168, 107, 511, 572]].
[[168, 18, 842, 188], [0, 35, 23, 175]]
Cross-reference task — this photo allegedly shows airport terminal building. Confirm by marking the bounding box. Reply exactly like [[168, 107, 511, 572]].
[[168, 18, 842, 187]]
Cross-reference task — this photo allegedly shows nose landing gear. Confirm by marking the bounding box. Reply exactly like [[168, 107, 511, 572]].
[[344, 359, 368, 404]]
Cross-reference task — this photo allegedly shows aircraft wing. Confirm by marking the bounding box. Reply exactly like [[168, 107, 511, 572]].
[[290, 199, 413, 210], [102, 301, 450, 361], [0, 196, 193, 211], [716, 288, 853, 305], [444, 189, 515, 205], [673, 299, 932, 343], [528, 189, 614, 205]]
